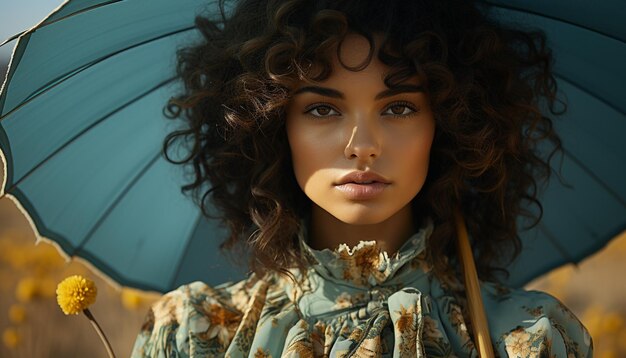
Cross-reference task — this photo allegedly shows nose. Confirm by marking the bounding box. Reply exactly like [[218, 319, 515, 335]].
[[344, 121, 382, 162]]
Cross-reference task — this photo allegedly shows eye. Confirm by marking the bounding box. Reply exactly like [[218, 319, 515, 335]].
[[305, 104, 340, 117], [383, 102, 419, 117]]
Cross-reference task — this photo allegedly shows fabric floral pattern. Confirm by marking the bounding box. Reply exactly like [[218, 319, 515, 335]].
[[131, 218, 593, 357]]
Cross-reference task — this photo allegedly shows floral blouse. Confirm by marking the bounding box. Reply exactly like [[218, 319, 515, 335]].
[[130, 219, 593, 357]]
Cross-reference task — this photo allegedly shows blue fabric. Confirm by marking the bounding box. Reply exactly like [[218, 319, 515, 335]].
[[130, 219, 592, 357]]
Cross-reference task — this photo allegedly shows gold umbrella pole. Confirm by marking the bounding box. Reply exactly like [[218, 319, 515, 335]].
[[454, 207, 495, 358]]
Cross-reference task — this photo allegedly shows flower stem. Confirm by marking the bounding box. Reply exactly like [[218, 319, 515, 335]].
[[83, 308, 116, 358]]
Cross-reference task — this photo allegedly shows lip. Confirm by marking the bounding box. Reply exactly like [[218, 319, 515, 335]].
[[334, 171, 391, 200], [335, 171, 391, 185], [334, 182, 389, 200]]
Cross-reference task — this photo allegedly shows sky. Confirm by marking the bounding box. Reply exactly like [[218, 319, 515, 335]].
[[0, 0, 65, 62]]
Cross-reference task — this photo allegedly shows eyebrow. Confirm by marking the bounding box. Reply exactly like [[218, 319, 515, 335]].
[[292, 84, 425, 100]]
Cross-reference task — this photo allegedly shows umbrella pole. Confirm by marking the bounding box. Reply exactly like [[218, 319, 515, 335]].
[[454, 207, 495, 358]]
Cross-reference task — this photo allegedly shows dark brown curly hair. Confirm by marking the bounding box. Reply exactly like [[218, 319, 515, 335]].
[[162, 0, 565, 285]]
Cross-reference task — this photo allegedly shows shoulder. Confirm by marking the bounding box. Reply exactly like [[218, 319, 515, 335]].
[[481, 281, 594, 357], [130, 274, 270, 358]]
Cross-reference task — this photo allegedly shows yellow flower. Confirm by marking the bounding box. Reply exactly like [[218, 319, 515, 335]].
[[15, 277, 39, 302], [8, 304, 26, 324], [601, 313, 624, 333], [56, 275, 97, 315], [56, 276, 115, 357], [121, 288, 144, 310], [581, 304, 604, 338], [2, 328, 20, 349]]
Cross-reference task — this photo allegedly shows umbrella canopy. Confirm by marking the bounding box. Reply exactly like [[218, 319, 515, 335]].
[[0, 0, 245, 293], [1, 0, 624, 293], [484, 0, 626, 285]]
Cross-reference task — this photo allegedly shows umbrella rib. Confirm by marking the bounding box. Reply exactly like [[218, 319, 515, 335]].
[[553, 73, 625, 118], [479, 1, 625, 44], [0, 76, 177, 201], [0, 25, 196, 120], [73, 148, 164, 256], [562, 148, 626, 210], [0, 31, 28, 49], [0, 0, 124, 48], [168, 212, 205, 290]]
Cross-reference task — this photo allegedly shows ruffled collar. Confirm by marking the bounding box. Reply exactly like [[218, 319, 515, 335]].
[[298, 217, 434, 288]]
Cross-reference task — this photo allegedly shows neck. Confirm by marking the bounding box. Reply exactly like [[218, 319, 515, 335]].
[[307, 203, 417, 256]]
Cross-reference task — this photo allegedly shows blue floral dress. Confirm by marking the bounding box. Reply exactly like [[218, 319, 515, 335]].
[[130, 219, 593, 357]]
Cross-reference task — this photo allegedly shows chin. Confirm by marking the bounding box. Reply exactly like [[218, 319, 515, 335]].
[[328, 204, 395, 225]]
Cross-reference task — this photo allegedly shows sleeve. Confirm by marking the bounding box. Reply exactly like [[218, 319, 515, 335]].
[[495, 288, 594, 358], [130, 285, 192, 358], [130, 280, 247, 357], [538, 291, 593, 357]]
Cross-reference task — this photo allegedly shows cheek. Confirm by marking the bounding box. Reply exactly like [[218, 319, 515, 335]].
[[392, 124, 435, 184], [286, 120, 329, 190], [406, 141, 432, 183]]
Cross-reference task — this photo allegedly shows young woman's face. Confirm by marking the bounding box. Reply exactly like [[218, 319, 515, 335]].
[[285, 34, 436, 225]]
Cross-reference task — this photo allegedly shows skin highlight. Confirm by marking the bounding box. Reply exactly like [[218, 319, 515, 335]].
[[285, 33, 436, 255]]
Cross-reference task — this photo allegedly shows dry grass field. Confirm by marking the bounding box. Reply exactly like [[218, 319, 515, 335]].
[[0, 198, 161, 357]]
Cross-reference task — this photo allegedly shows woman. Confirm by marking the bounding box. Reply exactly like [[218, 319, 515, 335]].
[[131, 0, 592, 356]]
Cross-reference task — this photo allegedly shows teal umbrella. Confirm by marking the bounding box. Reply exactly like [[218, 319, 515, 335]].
[[1, 0, 624, 293], [485, 0, 626, 285]]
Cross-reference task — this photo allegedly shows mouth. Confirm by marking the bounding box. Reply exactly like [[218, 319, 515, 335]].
[[344, 180, 383, 184], [335, 171, 391, 186], [334, 181, 389, 200]]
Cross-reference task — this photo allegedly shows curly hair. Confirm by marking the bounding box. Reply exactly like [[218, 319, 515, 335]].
[[162, 0, 565, 285]]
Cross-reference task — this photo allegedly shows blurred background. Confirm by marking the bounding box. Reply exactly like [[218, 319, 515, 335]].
[[1, 1, 625, 357]]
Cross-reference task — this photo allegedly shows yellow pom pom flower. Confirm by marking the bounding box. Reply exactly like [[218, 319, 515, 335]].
[[56, 275, 97, 315], [15, 277, 39, 302], [2, 328, 20, 349], [55, 275, 115, 357], [8, 304, 26, 324]]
